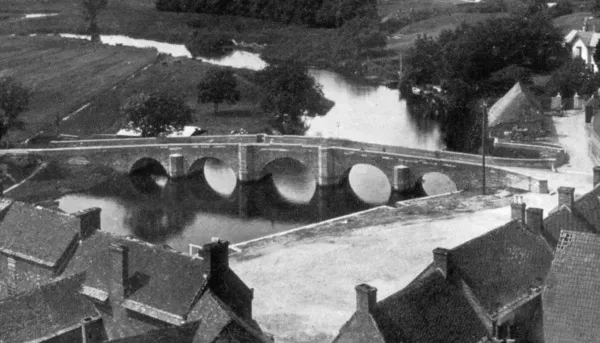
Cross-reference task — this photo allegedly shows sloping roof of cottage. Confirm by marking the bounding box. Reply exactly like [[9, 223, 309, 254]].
[[543, 205, 598, 248], [542, 230, 600, 343], [0, 273, 100, 343], [370, 267, 489, 343], [488, 82, 545, 128], [450, 220, 553, 314], [0, 200, 80, 267], [64, 231, 210, 319], [565, 29, 600, 47], [104, 324, 198, 343]]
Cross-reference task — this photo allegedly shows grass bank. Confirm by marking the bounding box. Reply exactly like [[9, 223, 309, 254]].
[[0, 34, 157, 142], [59, 56, 267, 137]]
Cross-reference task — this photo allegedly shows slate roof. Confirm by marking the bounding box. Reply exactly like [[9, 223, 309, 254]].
[[488, 82, 545, 127], [371, 268, 489, 343], [64, 231, 210, 318], [0, 273, 99, 342], [0, 201, 81, 267], [543, 230, 600, 343], [450, 220, 553, 315]]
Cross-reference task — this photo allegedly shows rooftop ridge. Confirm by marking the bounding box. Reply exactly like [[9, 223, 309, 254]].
[[451, 219, 522, 253]]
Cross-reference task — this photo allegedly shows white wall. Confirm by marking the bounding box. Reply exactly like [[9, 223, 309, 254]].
[[572, 37, 598, 72]]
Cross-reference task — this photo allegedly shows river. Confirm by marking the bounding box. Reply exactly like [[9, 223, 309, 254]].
[[52, 34, 443, 252]]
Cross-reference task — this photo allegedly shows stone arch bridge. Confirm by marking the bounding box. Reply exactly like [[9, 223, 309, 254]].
[[11, 135, 549, 194]]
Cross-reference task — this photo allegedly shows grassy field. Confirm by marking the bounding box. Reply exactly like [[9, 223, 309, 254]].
[[553, 11, 600, 35], [58, 56, 267, 137], [0, 35, 157, 142], [386, 12, 506, 52]]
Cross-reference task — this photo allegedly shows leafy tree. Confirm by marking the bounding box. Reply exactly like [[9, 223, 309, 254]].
[[81, 0, 109, 43], [401, 12, 567, 151], [122, 92, 194, 137], [0, 78, 29, 141], [257, 61, 329, 134], [197, 68, 241, 115], [547, 58, 600, 98], [548, 0, 572, 18], [594, 0, 600, 17]]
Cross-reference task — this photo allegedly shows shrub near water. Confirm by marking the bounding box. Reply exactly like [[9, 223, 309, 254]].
[[156, 0, 377, 28]]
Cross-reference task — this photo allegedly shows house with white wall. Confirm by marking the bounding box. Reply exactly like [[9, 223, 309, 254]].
[[564, 17, 600, 72]]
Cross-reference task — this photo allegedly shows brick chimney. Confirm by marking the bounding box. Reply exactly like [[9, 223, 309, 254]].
[[81, 316, 104, 343], [526, 207, 544, 235], [557, 186, 575, 208], [510, 196, 526, 222], [202, 239, 230, 275], [355, 283, 377, 313], [74, 207, 101, 239], [594, 166, 600, 187], [433, 247, 451, 278], [109, 243, 129, 299]]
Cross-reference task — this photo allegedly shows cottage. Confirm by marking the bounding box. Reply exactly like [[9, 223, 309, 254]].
[[0, 201, 101, 298], [333, 218, 554, 343], [0, 273, 106, 343], [0, 201, 271, 342], [487, 82, 546, 140], [564, 18, 600, 72]]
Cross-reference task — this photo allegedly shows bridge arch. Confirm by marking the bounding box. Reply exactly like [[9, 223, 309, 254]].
[[130, 157, 168, 176], [188, 157, 238, 198], [259, 157, 317, 204], [417, 171, 457, 196], [343, 163, 391, 205]]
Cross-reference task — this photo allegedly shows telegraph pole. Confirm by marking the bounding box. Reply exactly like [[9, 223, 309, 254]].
[[482, 101, 487, 195]]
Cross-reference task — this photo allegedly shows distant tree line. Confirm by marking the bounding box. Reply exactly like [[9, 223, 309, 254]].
[[155, 0, 378, 28]]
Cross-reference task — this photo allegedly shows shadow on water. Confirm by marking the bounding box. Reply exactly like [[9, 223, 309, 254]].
[[58, 164, 419, 250]]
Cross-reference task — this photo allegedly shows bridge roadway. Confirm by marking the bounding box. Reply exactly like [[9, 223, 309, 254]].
[[2, 134, 550, 193]]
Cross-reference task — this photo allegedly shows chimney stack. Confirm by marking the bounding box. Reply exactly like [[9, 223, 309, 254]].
[[526, 207, 544, 235], [74, 207, 101, 240], [355, 283, 377, 313], [202, 239, 230, 275], [510, 196, 526, 222], [433, 247, 451, 278], [594, 166, 600, 187], [109, 243, 129, 299], [557, 186, 575, 208]]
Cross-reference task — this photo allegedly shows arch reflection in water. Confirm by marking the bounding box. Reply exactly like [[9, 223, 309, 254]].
[[419, 172, 458, 197], [129, 157, 168, 193], [188, 158, 238, 198], [260, 158, 317, 205], [347, 164, 392, 205]]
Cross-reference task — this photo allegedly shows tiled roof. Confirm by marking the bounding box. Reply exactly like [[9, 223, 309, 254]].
[[0, 201, 80, 266], [543, 206, 597, 247], [371, 268, 489, 343], [569, 186, 600, 231], [0, 273, 99, 342], [543, 230, 600, 343], [64, 231, 209, 318], [450, 220, 553, 314]]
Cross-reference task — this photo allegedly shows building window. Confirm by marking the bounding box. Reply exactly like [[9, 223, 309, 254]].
[[577, 47, 583, 58]]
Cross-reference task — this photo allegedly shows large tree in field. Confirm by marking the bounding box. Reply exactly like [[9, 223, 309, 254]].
[[197, 68, 241, 115], [81, 0, 109, 43], [0, 78, 29, 142], [122, 92, 194, 137], [257, 61, 329, 134]]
